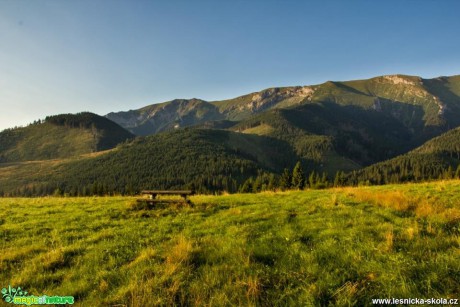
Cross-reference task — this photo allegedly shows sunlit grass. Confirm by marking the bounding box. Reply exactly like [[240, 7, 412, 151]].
[[0, 181, 459, 306]]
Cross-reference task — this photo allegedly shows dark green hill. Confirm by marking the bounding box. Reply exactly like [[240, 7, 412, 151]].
[[231, 101, 422, 172], [0, 112, 133, 162], [0, 128, 298, 195], [347, 127, 460, 185]]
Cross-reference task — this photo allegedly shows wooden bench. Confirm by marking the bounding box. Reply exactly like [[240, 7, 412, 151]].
[[137, 190, 195, 206]]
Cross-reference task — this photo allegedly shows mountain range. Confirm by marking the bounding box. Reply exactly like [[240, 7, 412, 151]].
[[107, 74, 460, 135], [1, 74, 460, 195]]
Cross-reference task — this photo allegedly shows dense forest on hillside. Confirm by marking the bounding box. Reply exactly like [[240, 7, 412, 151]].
[[233, 102, 422, 165], [3, 124, 460, 197], [346, 127, 460, 185], [0, 112, 133, 162], [0, 129, 299, 196], [3, 121, 460, 197]]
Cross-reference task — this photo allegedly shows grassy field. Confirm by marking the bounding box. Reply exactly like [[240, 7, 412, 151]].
[[0, 181, 459, 306]]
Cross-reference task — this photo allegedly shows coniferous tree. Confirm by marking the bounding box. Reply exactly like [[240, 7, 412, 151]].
[[308, 171, 317, 189], [239, 177, 253, 193], [252, 176, 262, 193], [333, 171, 342, 187], [267, 174, 277, 191], [279, 168, 292, 191], [314, 172, 328, 189], [53, 188, 62, 197], [444, 166, 453, 179], [333, 171, 338, 187], [291, 162, 305, 190]]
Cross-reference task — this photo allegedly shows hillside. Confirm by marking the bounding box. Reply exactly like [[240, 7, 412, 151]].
[[0, 129, 298, 196], [0, 112, 133, 162], [10, 120, 455, 197], [348, 126, 460, 185], [1, 181, 458, 305], [231, 102, 414, 170], [106, 99, 224, 136]]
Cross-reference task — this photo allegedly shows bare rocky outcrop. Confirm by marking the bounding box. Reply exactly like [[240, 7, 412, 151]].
[[382, 75, 422, 86], [433, 96, 445, 115], [245, 86, 315, 111]]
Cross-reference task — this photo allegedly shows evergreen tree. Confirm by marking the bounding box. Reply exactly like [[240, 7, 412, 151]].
[[91, 182, 98, 195], [444, 166, 453, 179], [53, 188, 62, 197], [239, 177, 253, 193], [312, 172, 329, 189], [279, 168, 292, 191], [308, 171, 317, 188], [267, 174, 277, 191], [333, 171, 341, 187], [252, 176, 262, 193], [291, 162, 305, 190]]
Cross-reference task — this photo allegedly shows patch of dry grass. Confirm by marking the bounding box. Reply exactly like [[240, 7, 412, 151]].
[[339, 184, 460, 224]]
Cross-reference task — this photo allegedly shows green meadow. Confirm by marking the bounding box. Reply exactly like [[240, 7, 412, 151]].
[[0, 181, 459, 306]]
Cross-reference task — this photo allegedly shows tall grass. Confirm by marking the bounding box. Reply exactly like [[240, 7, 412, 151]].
[[0, 182, 459, 306]]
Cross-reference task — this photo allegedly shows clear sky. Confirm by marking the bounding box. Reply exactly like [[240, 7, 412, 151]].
[[1, 0, 459, 130]]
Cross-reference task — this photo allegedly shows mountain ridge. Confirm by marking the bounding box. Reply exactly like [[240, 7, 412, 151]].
[[106, 74, 460, 137]]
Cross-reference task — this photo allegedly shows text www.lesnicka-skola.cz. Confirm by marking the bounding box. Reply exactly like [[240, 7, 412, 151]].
[[372, 298, 458, 305]]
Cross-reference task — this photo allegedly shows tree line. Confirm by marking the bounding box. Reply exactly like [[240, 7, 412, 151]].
[[2, 159, 460, 197]]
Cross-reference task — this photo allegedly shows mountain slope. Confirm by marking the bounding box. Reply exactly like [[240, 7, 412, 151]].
[[231, 100, 428, 172], [104, 74, 460, 177], [106, 99, 224, 136], [348, 126, 460, 185], [106, 74, 460, 138], [0, 112, 133, 162], [4, 121, 457, 196], [0, 128, 298, 195]]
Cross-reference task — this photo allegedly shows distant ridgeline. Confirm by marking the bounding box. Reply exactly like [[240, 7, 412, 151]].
[[1, 74, 460, 196]]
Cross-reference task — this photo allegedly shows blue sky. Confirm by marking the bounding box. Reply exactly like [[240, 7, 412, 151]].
[[1, 0, 459, 130]]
